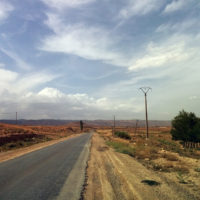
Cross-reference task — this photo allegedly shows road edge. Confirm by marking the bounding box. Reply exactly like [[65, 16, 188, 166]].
[[56, 133, 92, 200]]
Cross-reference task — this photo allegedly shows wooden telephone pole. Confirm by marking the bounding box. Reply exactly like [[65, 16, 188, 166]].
[[135, 120, 139, 135], [113, 115, 116, 136], [16, 112, 18, 124], [140, 87, 151, 139]]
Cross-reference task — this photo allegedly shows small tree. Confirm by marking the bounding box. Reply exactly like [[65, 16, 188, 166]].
[[171, 110, 200, 144]]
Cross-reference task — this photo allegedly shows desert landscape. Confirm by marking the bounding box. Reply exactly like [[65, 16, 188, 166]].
[[1, 1, 200, 199], [0, 121, 199, 199], [0, 122, 92, 163], [84, 126, 200, 200]]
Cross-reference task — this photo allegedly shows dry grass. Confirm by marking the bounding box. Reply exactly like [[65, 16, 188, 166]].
[[97, 126, 200, 176], [0, 123, 82, 152]]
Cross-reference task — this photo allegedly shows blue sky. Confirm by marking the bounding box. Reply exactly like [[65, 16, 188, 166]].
[[0, 0, 200, 120]]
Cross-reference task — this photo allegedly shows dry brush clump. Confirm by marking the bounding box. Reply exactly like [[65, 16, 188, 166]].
[[149, 158, 189, 173], [162, 153, 179, 161]]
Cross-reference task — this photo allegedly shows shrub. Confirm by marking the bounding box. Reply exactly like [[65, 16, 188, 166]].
[[162, 153, 179, 161], [114, 131, 131, 140], [171, 110, 200, 143]]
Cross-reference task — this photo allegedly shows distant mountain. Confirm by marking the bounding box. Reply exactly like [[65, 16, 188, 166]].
[[0, 119, 76, 126], [0, 119, 171, 127], [84, 120, 171, 127]]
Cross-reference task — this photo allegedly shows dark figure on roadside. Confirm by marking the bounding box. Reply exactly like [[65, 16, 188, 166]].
[[80, 120, 83, 131]]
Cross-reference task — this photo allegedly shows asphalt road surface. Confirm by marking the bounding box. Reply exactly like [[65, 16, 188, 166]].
[[0, 133, 91, 200]]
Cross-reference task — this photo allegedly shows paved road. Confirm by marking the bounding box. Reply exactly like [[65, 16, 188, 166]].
[[0, 133, 91, 200]]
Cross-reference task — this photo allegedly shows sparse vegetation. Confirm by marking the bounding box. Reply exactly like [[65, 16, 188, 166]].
[[89, 127, 200, 199], [106, 140, 135, 156], [86, 133, 200, 200], [98, 125, 199, 176], [114, 131, 131, 140], [0, 123, 81, 152]]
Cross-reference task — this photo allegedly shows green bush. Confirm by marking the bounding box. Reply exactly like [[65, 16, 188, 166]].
[[171, 110, 200, 143], [114, 131, 131, 140]]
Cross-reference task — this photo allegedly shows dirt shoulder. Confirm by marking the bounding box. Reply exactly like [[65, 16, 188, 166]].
[[84, 133, 199, 200], [0, 133, 82, 163]]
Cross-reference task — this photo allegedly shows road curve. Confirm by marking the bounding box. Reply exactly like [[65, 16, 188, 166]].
[[0, 133, 91, 200]]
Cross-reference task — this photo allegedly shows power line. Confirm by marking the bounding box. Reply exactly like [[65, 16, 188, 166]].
[[139, 87, 152, 139]]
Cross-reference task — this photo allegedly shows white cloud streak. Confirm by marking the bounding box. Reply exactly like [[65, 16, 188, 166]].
[[41, 12, 200, 72], [40, 13, 125, 67], [41, 0, 95, 10], [0, 48, 32, 70], [119, 0, 163, 18], [129, 34, 198, 70], [156, 18, 199, 33], [163, 0, 190, 14]]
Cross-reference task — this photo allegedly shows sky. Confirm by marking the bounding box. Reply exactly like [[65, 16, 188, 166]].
[[0, 0, 200, 120]]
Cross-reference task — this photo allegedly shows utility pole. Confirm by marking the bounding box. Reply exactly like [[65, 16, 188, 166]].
[[113, 115, 116, 136], [16, 112, 18, 125], [135, 120, 139, 135], [139, 87, 151, 139]]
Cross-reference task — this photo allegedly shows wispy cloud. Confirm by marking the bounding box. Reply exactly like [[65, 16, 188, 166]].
[[15, 72, 57, 93], [0, 48, 32, 70], [156, 18, 199, 33], [0, 1, 13, 21], [163, 0, 190, 14], [129, 34, 198, 70], [40, 13, 125, 66], [119, 0, 163, 19], [41, 0, 95, 10]]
